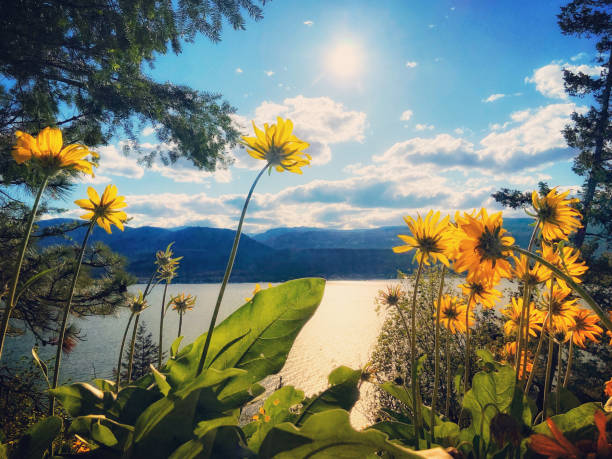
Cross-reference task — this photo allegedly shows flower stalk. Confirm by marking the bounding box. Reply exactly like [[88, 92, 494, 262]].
[[158, 282, 169, 367], [431, 265, 446, 443], [563, 337, 574, 388], [49, 220, 95, 415], [127, 314, 140, 384], [445, 332, 451, 417], [542, 282, 555, 420], [525, 311, 549, 394], [0, 175, 49, 361], [197, 163, 269, 375], [116, 312, 135, 390], [463, 291, 475, 394], [409, 258, 425, 448]]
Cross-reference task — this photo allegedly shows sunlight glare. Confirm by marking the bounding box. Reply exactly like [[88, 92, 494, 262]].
[[325, 40, 364, 81]]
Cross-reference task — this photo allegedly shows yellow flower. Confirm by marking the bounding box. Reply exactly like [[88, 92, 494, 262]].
[[566, 308, 602, 348], [377, 284, 404, 308], [129, 291, 148, 314], [75, 185, 127, 234], [438, 295, 473, 334], [393, 211, 454, 267], [502, 297, 542, 337], [540, 243, 588, 290], [503, 342, 533, 379], [453, 209, 515, 283], [512, 254, 550, 287], [156, 242, 182, 281], [532, 188, 582, 241], [539, 285, 578, 333], [605, 378, 612, 398], [241, 117, 311, 174], [12, 127, 95, 175], [460, 274, 502, 309], [245, 283, 272, 302], [170, 293, 196, 314]]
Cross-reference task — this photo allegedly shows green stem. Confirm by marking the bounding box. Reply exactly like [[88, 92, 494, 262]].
[[525, 312, 549, 394], [463, 292, 475, 395], [410, 258, 425, 449], [555, 341, 562, 415], [158, 282, 169, 368], [0, 176, 49, 361], [515, 226, 538, 381], [127, 313, 140, 384], [115, 312, 134, 391], [445, 332, 451, 418], [542, 283, 554, 420], [196, 163, 269, 375], [521, 293, 533, 380], [563, 337, 573, 388], [510, 245, 611, 331], [49, 221, 94, 415], [431, 266, 446, 444], [178, 312, 183, 338]]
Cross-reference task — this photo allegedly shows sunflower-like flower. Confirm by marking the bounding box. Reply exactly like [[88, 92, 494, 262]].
[[377, 284, 405, 308], [75, 185, 127, 234], [156, 242, 182, 281], [129, 291, 148, 314], [12, 127, 95, 176], [502, 297, 542, 337], [438, 295, 472, 334], [454, 209, 515, 283], [539, 285, 578, 333], [512, 254, 550, 288], [540, 243, 588, 290], [393, 211, 454, 267], [170, 293, 196, 314], [503, 342, 533, 379], [532, 188, 582, 241], [241, 117, 311, 174], [460, 274, 502, 309], [566, 308, 602, 348]]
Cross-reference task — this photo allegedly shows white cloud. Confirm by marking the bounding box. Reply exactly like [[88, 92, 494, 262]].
[[235, 67, 243, 74], [303, 20, 314, 26], [454, 128, 464, 135], [483, 93, 505, 103], [570, 52, 588, 61], [400, 110, 413, 121], [405, 61, 418, 68], [415, 123, 434, 131], [142, 126, 156, 136], [525, 62, 602, 99], [265, 70, 275, 77], [150, 158, 232, 184], [91, 145, 144, 179]]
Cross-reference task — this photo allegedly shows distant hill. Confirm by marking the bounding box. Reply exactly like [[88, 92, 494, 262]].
[[36, 217, 534, 282]]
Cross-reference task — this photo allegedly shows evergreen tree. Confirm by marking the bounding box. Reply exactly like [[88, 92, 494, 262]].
[[558, 0, 612, 248], [119, 321, 162, 383], [0, 0, 267, 174]]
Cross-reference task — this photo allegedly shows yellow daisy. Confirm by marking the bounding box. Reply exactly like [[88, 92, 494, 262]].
[[532, 188, 582, 241], [512, 254, 551, 287], [74, 184, 127, 234], [501, 297, 542, 337], [540, 243, 588, 290], [539, 285, 578, 333], [241, 117, 311, 174], [393, 210, 454, 267], [566, 308, 602, 348], [454, 209, 515, 283], [12, 127, 95, 175], [438, 295, 472, 334], [170, 293, 196, 314], [460, 273, 502, 309]]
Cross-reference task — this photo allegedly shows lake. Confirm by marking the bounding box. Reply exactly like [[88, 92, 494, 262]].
[[4, 278, 515, 427]]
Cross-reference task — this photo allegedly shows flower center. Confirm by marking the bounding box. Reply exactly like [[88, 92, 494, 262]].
[[476, 225, 505, 262]]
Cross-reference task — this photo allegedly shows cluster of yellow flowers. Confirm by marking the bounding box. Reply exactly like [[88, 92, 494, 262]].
[[391, 186, 610, 389]]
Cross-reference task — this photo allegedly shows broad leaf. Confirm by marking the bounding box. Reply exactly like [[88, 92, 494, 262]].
[[258, 409, 426, 458], [294, 366, 360, 427], [12, 416, 61, 459], [164, 278, 326, 389], [50, 382, 115, 417], [532, 402, 603, 442]]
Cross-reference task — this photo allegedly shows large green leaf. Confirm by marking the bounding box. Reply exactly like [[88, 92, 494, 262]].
[[294, 366, 360, 427], [11, 416, 61, 459], [132, 367, 245, 458], [49, 382, 115, 417], [459, 364, 531, 452], [258, 409, 427, 458], [245, 385, 306, 453], [532, 402, 603, 442], [164, 278, 326, 389]]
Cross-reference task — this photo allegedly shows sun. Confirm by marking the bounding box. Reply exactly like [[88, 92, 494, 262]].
[[325, 40, 364, 81]]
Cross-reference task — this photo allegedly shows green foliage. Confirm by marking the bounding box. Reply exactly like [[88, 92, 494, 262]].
[[8, 415, 62, 459], [119, 321, 162, 384]]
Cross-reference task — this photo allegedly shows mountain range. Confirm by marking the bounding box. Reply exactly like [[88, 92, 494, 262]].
[[37, 218, 534, 282]]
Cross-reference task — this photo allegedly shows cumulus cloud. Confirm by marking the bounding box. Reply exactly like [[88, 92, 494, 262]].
[[303, 20, 314, 26], [570, 52, 588, 62], [235, 67, 243, 74], [525, 62, 602, 99], [483, 93, 505, 103], [265, 70, 275, 77], [415, 123, 434, 131], [400, 110, 413, 121], [91, 145, 144, 179], [405, 61, 418, 68]]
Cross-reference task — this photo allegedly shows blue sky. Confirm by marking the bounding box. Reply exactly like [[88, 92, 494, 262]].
[[67, 0, 602, 233]]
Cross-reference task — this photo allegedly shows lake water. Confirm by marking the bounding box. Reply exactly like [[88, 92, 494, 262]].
[[5, 278, 515, 428]]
